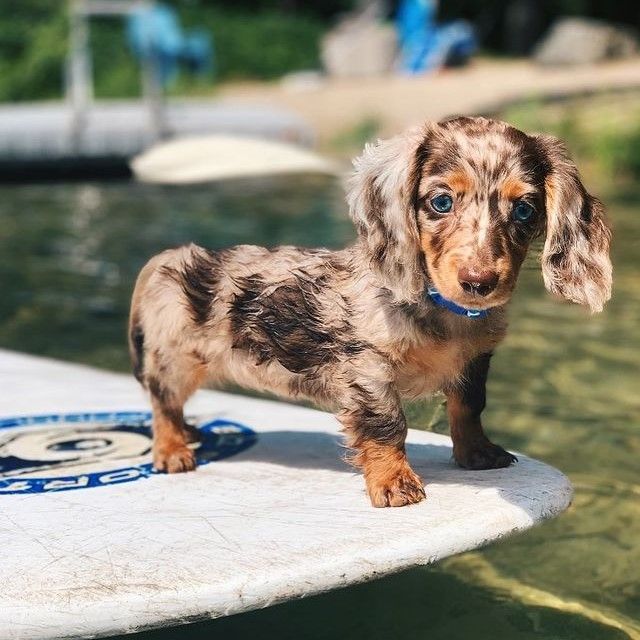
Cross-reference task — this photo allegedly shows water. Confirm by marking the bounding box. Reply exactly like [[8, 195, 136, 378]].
[[0, 175, 638, 639]]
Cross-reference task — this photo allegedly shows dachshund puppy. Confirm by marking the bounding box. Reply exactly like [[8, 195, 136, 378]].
[[129, 116, 611, 507]]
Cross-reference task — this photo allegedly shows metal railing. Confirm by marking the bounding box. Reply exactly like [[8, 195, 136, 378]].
[[66, 0, 166, 148]]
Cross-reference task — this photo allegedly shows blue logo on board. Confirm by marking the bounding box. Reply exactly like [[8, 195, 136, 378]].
[[0, 412, 257, 495]]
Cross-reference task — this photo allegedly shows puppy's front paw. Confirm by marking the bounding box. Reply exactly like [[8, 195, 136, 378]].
[[366, 465, 426, 508], [153, 443, 197, 473], [454, 439, 517, 470]]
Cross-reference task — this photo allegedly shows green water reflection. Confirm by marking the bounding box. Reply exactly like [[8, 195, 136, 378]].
[[0, 171, 637, 639]]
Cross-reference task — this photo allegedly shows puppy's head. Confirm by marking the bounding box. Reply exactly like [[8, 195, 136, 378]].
[[348, 116, 611, 312]]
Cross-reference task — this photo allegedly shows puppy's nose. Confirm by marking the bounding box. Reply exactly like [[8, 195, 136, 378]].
[[458, 267, 499, 297]]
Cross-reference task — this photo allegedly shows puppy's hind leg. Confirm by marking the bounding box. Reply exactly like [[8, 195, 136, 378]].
[[146, 352, 207, 474]]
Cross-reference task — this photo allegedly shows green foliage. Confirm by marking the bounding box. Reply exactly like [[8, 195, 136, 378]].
[[177, 0, 353, 21], [0, 2, 329, 101], [91, 19, 141, 98], [180, 7, 324, 81], [93, 5, 328, 94], [0, 2, 67, 101]]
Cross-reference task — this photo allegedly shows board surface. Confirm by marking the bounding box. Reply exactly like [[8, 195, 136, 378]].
[[0, 350, 572, 639]]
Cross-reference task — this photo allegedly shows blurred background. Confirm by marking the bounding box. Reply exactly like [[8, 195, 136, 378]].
[[0, 1, 639, 639]]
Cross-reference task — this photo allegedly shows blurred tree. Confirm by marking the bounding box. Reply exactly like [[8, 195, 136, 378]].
[[174, 0, 355, 20], [436, 0, 640, 54], [0, 1, 67, 101], [503, 0, 544, 55], [178, 5, 326, 80]]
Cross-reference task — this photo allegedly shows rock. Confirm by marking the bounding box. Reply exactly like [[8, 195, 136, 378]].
[[534, 17, 638, 66], [321, 5, 398, 78]]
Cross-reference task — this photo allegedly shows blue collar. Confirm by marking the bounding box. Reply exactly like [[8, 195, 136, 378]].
[[426, 286, 489, 319]]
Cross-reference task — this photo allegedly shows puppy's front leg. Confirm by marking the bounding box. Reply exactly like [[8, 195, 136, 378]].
[[150, 394, 196, 474], [339, 384, 425, 507], [445, 353, 517, 470]]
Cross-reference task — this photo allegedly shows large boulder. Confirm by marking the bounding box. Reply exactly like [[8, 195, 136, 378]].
[[321, 6, 398, 78], [534, 17, 638, 66]]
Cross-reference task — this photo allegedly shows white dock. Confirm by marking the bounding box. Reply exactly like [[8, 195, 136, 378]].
[[0, 100, 314, 166], [0, 349, 572, 639]]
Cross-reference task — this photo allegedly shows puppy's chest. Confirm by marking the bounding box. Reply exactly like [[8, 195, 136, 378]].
[[395, 331, 498, 398]]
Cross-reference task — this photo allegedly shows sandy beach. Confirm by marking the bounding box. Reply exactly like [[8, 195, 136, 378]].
[[218, 58, 640, 149]]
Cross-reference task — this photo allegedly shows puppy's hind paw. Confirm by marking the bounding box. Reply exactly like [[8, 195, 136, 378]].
[[153, 443, 197, 474], [455, 440, 517, 470]]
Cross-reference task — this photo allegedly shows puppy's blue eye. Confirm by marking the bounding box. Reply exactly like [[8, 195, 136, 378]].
[[512, 200, 535, 223], [430, 194, 453, 213]]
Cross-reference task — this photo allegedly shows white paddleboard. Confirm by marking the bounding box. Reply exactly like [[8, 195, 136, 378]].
[[0, 349, 572, 639], [130, 135, 339, 184]]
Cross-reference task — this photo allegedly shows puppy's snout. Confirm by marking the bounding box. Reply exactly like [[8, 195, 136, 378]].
[[458, 267, 499, 297]]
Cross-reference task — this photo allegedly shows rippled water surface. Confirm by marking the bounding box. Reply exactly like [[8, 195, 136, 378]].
[[0, 172, 637, 639]]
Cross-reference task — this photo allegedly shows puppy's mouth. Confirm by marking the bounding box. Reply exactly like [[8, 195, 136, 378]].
[[454, 288, 512, 310], [430, 274, 513, 310]]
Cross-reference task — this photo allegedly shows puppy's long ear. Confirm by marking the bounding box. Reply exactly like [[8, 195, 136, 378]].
[[536, 134, 612, 312], [347, 127, 427, 303]]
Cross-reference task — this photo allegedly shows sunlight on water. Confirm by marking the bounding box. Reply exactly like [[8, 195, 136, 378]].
[[0, 151, 637, 637]]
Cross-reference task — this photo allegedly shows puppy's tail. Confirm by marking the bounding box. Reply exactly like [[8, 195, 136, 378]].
[[129, 317, 145, 385], [128, 256, 162, 387]]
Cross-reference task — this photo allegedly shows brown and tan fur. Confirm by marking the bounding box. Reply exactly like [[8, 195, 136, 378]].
[[129, 117, 612, 507]]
